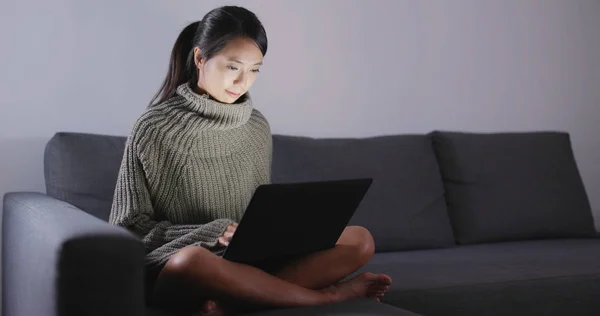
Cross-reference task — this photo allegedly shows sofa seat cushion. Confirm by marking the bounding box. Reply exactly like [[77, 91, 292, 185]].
[[431, 131, 596, 244], [147, 299, 420, 316], [271, 134, 455, 252], [356, 239, 600, 316], [244, 298, 421, 315]]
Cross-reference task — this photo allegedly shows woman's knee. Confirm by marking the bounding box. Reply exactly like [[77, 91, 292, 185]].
[[339, 226, 375, 263], [162, 246, 219, 280]]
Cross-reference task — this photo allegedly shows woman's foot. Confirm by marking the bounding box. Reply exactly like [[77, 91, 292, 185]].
[[194, 299, 226, 316], [321, 272, 392, 302]]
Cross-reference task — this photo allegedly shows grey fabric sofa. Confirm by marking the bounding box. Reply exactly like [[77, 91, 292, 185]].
[[3, 131, 600, 316]]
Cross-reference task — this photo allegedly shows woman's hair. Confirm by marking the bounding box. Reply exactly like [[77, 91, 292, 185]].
[[149, 6, 268, 106]]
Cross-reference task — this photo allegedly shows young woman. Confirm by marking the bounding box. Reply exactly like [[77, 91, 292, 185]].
[[109, 5, 392, 315]]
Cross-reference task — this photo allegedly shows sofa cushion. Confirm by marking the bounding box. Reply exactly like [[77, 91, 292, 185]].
[[244, 298, 421, 315], [45, 132, 127, 221], [147, 298, 420, 316], [271, 134, 455, 252], [431, 131, 596, 244], [355, 239, 600, 316]]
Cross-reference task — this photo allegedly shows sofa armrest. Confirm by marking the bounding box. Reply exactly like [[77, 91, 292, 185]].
[[3, 192, 146, 316]]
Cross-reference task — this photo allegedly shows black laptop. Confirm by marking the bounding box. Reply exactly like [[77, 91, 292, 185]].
[[222, 178, 373, 273]]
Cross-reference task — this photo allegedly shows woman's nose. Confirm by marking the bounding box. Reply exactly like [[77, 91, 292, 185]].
[[234, 72, 247, 87]]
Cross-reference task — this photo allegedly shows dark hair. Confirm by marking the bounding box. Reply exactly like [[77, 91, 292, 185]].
[[149, 6, 268, 106]]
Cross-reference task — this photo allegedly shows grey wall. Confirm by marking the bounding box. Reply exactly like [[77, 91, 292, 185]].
[[1, 0, 599, 308]]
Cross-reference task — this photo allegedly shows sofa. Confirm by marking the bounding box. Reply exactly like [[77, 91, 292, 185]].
[[3, 130, 600, 316]]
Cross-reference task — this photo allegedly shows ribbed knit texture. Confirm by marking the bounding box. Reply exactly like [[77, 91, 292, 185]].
[[109, 83, 272, 273]]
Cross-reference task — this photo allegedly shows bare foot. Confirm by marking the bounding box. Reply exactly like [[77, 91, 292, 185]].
[[321, 272, 392, 303], [193, 299, 226, 316]]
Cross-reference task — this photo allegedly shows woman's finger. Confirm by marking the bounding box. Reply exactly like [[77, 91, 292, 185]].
[[224, 231, 234, 238], [218, 237, 229, 246]]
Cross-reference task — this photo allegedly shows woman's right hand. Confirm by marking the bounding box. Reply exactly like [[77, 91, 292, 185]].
[[218, 222, 238, 246]]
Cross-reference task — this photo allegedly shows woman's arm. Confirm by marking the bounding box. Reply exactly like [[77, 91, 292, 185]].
[[109, 134, 234, 254]]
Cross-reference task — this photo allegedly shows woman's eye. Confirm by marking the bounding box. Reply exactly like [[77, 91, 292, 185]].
[[251, 69, 260, 73], [227, 66, 238, 71]]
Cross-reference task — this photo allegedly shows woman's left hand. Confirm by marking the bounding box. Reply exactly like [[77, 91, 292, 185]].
[[218, 222, 238, 246]]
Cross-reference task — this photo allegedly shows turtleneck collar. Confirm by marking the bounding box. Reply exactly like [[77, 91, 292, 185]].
[[176, 83, 254, 130]]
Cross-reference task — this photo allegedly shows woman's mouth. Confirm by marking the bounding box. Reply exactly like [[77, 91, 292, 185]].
[[226, 90, 241, 98]]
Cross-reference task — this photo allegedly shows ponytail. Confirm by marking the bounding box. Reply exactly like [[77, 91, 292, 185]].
[[149, 21, 199, 107]]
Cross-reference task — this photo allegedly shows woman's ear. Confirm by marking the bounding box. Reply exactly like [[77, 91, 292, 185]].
[[193, 47, 203, 68]]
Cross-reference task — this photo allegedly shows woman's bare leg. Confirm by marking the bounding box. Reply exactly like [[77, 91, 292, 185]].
[[200, 226, 391, 314], [152, 245, 390, 315], [274, 226, 386, 290]]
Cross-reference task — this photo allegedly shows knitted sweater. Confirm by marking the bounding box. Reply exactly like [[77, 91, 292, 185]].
[[109, 83, 272, 272]]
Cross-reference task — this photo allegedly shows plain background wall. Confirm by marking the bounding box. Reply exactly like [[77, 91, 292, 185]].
[[1, 0, 599, 309]]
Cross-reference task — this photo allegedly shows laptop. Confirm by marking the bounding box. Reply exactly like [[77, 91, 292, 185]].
[[222, 178, 373, 273]]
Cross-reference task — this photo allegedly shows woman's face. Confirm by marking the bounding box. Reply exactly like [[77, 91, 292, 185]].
[[194, 37, 263, 104]]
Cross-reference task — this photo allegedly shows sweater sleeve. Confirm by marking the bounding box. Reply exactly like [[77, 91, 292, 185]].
[[109, 134, 234, 256]]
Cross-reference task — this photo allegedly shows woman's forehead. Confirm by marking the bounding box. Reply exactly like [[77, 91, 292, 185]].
[[217, 37, 264, 63]]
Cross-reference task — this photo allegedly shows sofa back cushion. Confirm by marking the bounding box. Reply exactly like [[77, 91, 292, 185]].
[[431, 131, 596, 244], [271, 134, 456, 252], [45, 132, 127, 221]]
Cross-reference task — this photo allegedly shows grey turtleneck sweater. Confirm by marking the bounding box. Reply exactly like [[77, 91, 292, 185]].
[[109, 83, 272, 272]]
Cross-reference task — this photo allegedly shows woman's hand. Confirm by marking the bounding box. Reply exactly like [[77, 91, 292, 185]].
[[218, 222, 238, 246]]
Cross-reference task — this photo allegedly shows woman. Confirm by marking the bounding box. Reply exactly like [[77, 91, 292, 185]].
[[109, 5, 392, 315]]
